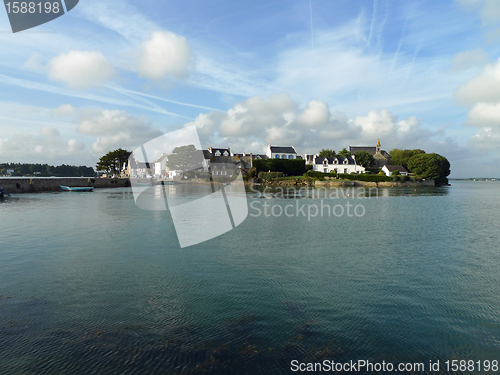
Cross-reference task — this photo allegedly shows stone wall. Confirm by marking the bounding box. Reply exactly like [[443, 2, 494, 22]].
[[314, 179, 435, 188], [0, 178, 130, 193]]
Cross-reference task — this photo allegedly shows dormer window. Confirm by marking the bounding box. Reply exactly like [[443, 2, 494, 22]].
[[215, 150, 221, 156], [343, 159, 348, 164], [223, 151, 229, 156], [334, 159, 338, 164]]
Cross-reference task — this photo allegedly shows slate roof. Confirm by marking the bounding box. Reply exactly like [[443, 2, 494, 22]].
[[383, 165, 408, 173], [269, 146, 296, 154], [349, 146, 376, 155], [209, 147, 231, 156], [314, 156, 356, 165], [349, 146, 391, 158], [211, 156, 235, 164], [202, 150, 213, 159], [252, 154, 268, 159]]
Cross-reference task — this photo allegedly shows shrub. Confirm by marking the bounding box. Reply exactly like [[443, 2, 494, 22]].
[[253, 159, 306, 176], [247, 167, 257, 178], [258, 171, 284, 180], [337, 174, 391, 182], [304, 170, 326, 180]]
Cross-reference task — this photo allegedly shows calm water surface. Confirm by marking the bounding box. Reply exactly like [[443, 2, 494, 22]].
[[0, 181, 499, 374]]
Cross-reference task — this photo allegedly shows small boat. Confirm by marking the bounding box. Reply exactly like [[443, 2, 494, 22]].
[[135, 182, 151, 186], [0, 187, 10, 199], [161, 180, 176, 185], [60, 185, 94, 192]]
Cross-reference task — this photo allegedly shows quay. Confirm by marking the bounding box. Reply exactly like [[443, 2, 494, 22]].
[[0, 177, 130, 193]]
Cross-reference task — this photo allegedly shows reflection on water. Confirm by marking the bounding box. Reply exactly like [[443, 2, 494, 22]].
[[0, 182, 499, 374]]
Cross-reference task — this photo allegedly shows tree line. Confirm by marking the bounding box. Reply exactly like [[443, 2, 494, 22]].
[[0, 163, 95, 177], [318, 147, 450, 184]]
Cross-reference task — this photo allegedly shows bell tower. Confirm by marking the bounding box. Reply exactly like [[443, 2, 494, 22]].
[[376, 139, 381, 154]]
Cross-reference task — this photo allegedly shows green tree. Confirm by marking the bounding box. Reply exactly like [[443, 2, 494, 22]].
[[354, 151, 375, 167], [96, 148, 132, 176], [318, 148, 336, 158], [338, 148, 350, 158], [166, 145, 204, 178], [389, 149, 425, 169], [407, 153, 450, 184], [253, 159, 306, 176]]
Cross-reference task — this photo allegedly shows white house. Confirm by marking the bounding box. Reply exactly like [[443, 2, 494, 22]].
[[130, 162, 153, 178], [381, 165, 408, 176], [208, 147, 231, 157], [153, 153, 169, 177], [312, 156, 365, 174], [267, 145, 297, 159]]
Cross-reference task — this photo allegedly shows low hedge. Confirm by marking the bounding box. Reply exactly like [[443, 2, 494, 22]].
[[304, 170, 337, 179], [337, 174, 392, 182], [258, 171, 284, 180]]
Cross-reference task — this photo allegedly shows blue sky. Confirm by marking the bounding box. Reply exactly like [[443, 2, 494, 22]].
[[1, 0, 500, 177]]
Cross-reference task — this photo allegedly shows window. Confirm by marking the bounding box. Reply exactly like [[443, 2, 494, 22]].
[[324, 168, 327, 173], [288, 155, 293, 159], [213, 170, 218, 175], [275, 155, 280, 159], [344, 168, 348, 174]]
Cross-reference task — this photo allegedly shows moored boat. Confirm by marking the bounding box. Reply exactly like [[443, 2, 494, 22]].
[[60, 185, 94, 192], [161, 180, 176, 185], [0, 187, 10, 198]]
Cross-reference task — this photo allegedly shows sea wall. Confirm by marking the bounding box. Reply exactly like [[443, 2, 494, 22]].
[[314, 179, 436, 187], [0, 177, 130, 193]]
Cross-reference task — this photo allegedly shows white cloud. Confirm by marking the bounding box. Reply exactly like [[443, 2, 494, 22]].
[[454, 58, 500, 106], [450, 48, 488, 71], [48, 51, 115, 89], [77, 109, 163, 153], [0, 127, 88, 164], [455, 0, 500, 24], [137, 31, 192, 80], [40, 127, 60, 137], [67, 139, 85, 153], [297, 100, 330, 127], [22, 53, 45, 72], [51, 104, 76, 117], [467, 102, 500, 126], [187, 93, 441, 155], [455, 58, 500, 148]]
